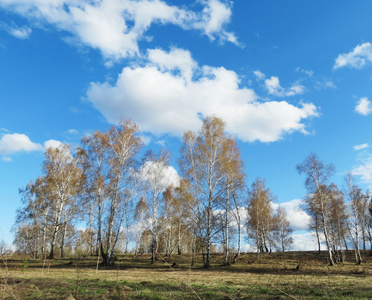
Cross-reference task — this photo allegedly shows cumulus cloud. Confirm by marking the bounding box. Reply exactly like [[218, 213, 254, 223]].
[[194, 0, 238, 45], [353, 143, 369, 151], [355, 97, 372, 116], [0, 0, 237, 61], [87, 48, 318, 142], [272, 199, 311, 231], [264, 76, 305, 97], [352, 156, 372, 188], [292, 232, 326, 251], [280, 200, 311, 231], [334, 42, 372, 69], [44, 139, 64, 150], [140, 160, 180, 190], [254, 71, 305, 97], [0, 133, 65, 161], [0, 133, 43, 155]]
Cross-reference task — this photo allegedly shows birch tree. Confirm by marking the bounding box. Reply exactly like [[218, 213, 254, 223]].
[[48, 145, 84, 259], [345, 173, 368, 264], [273, 206, 293, 252], [246, 178, 275, 254], [297, 152, 336, 265], [162, 180, 193, 257], [220, 137, 245, 265], [79, 120, 143, 265], [179, 116, 232, 267], [141, 150, 179, 263]]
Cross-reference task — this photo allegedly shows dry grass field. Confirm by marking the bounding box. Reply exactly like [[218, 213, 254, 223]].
[[1, 251, 372, 299]]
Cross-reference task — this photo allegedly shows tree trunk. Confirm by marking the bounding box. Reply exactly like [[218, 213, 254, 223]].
[[49, 224, 59, 259], [177, 223, 182, 255], [60, 223, 67, 258], [315, 216, 321, 254], [205, 205, 212, 268], [233, 222, 241, 264], [224, 188, 230, 266]]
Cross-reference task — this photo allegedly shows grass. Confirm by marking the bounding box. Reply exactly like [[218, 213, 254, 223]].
[[1, 251, 372, 299]]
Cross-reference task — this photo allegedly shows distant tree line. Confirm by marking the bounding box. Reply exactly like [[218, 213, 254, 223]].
[[12, 117, 372, 266]]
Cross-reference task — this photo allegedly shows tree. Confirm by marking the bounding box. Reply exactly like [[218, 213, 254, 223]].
[[162, 180, 194, 257], [79, 120, 143, 265], [220, 137, 245, 265], [140, 150, 178, 263], [345, 173, 368, 264], [297, 152, 336, 266], [133, 197, 150, 256], [79, 130, 109, 257], [246, 178, 275, 255], [15, 181, 49, 258], [35, 145, 85, 259], [273, 206, 293, 252], [327, 183, 347, 263], [179, 116, 235, 267], [0, 240, 8, 256]]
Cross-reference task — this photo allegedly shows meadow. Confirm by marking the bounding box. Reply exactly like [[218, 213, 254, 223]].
[[1, 251, 372, 299]]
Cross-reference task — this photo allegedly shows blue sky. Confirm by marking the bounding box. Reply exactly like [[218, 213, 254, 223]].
[[1, 0, 372, 250]]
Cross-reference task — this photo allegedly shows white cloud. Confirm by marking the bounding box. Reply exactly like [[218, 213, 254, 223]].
[[0, 22, 32, 39], [353, 143, 369, 151], [139, 135, 152, 146], [140, 160, 180, 190], [254, 71, 305, 97], [355, 97, 372, 116], [280, 199, 311, 231], [314, 79, 336, 90], [44, 139, 64, 150], [272, 199, 311, 231], [295, 67, 314, 77], [87, 48, 318, 143], [295, 67, 336, 90], [264, 76, 305, 97], [194, 0, 238, 45], [0, 0, 237, 61], [334, 42, 372, 69], [148, 47, 197, 82], [292, 232, 326, 251], [352, 156, 372, 188], [0, 133, 66, 160], [0, 133, 43, 155], [253, 70, 265, 80]]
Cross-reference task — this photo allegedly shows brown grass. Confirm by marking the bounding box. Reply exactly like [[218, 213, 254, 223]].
[[1, 251, 372, 299]]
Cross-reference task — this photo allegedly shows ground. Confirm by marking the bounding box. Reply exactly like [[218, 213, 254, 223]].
[[1, 251, 372, 299]]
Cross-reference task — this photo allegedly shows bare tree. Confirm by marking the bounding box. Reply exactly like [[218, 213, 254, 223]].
[[179, 116, 234, 267], [220, 137, 245, 265], [327, 184, 347, 263], [273, 206, 293, 252], [79, 130, 109, 257], [79, 120, 143, 265], [345, 173, 368, 264], [162, 180, 193, 257], [30, 144, 85, 259], [246, 178, 275, 255], [133, 197, 150, 256], [297, 152, 336, 265], [140, 150, 178, 263]]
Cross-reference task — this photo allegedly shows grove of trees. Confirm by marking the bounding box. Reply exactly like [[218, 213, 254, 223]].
[[13, 117, 372, 266]]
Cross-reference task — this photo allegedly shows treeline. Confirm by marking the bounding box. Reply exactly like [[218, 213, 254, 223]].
[[13, 117, 372, 267]]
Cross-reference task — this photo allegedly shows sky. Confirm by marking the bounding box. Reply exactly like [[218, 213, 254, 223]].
[[1, 0, 372, 251]]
